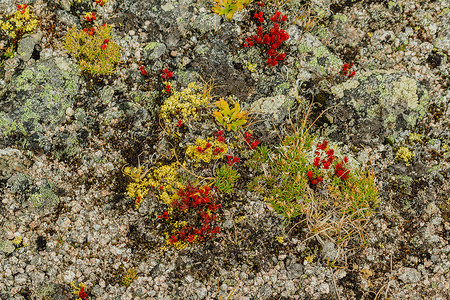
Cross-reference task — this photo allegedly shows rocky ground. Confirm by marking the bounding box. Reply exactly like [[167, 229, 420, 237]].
[[0, 0, 449, 299]]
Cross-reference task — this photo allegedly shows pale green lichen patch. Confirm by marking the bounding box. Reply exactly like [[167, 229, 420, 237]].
[[333, 14, 348, 22], [393, 76, 419, 109], [331, 78, 360, 99], [1, 57, 81, 139], [0, 240, 15, 254], [297, 34, 342, 76], [28, 181, 59, 211], [331, 70, 429, 130], [327, 70, 431, 145], [252, 95, 289, 123]]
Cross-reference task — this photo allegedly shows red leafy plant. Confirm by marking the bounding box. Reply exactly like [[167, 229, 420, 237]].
[[244, 132, 260, 150], [226, 153, 240, 166], [158, 183, 222, 248], [70, 281, 88, 300], [161, 68, 174, 79], [17, 3, 27, 14], [244, 10, 290, 66], [343, 63, 355, 78], [84, 12, 96, 22], [139, 65, 147, 76], [307, 140, 350, 186], [216, 130, 225, 142]]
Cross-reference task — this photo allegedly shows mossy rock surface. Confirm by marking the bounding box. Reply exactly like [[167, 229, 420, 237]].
[[0, 56, 81, 148], [328, 70, 430, 146]]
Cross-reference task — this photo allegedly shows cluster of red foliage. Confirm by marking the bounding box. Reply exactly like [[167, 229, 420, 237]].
[[343, 63, 356, 78], [226, 153, 240, 166], [216, 130, 225, 142], [101, 39, 109, 50], [160, 184, 221, 245], [139, 66, 147, 75], [244, 11, 289, 66], [254, 11, 264, 23], [78, 287, 88, 300], [244, 132, 260, 150], [95, 0, 107, 5], [334, 158, 350, 180], [17, 4, 27, 14], [83, 27, 96, 36], [161, 68, 174, 79], [196, 142, 212, 153], [307, 140, 350, 185], [85, 12, 96, 22], [162, 69, 174, 92]]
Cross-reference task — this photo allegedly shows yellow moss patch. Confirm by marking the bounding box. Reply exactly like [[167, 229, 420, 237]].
[[123, 162, 184, 209], [122, 269, 138, 287], [159, 82, 209, 124], [396, 146, 414, 166], [186, 138, 228, 163], [64, 24, 120, 75], [0, 5, 38, 39]]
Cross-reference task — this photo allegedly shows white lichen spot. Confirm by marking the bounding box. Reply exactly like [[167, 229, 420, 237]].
[[252, 95, 286, 120], [393, 76, 418, 109], [331, 78, 360, 98]]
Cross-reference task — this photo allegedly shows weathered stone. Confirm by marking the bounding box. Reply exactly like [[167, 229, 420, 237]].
[[329, 70, 429, 146], [27, 179, 60, 215], [17, 35, 37, 62], [435, 11, 450, 51], [1, 56, 81, 150], [0, 240, 15, 255], [287, 263, 304, 279], [296, 33, 343, 77], [257, 284, 273, 300], [0, 148, 30, 180], [144, 42, 167, 60], [398, 267, 421, 283]]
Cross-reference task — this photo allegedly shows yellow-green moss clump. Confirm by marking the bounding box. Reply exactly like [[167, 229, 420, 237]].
[[396, 146, 414, 166], [159, 82, 210, 124], [0, 5, 38, 39], [212, 0, 252, 19], [122, 165, 153, 208], [123, 163, 184, 209], [64, 25, 120, 75], [186, 138, 228, 163], [121, 269, 138, 287]]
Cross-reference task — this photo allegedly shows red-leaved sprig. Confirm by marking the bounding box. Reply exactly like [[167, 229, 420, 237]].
[[244, 132, 260, 150], [161, 183, 222, 245], [343, 63, 356, 78], [78, 287, 88, 300], [161, 68, 174, 79], [307, 140, 350, 185], [244, 11, 289, 66]]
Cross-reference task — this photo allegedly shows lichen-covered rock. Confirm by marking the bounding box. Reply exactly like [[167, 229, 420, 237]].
[[16, 32, 42, 62], [6, 173, 32, 195], [252, 95, 290, 126], [0, 148, 30, 180], [328, 70, 429, 146], [435, 9, 450, 51], [192, 13, 221, 35], [27, 179, 60, 215], [144, 42, 167, 60], [295, 33, 342, 77], [0, 240, 15, 255], [0, 56, 81, 150], [398, 267, 421, 283]]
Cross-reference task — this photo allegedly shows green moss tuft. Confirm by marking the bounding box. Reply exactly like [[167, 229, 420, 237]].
[[64, 25, 120, 76]]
